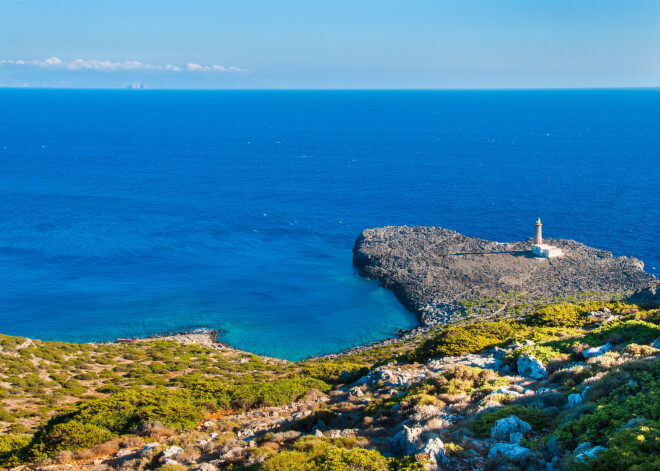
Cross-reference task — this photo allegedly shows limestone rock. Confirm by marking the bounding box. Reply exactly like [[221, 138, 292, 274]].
[[162, 446, 184, 459], [421, 437, 448, 467], [575, 443, 607, 461], [488, 443, 532, 459], [517, 355, 548, 379], [583, 343, 612, 358], [509, 432, 523, 444], [391, 425, 429, 456], [490, 415, 532, 441], [349, 386, 364, 397], [353, 226, 655, 325], [568, 393, 583, 407], [191, 464, 219, 471]]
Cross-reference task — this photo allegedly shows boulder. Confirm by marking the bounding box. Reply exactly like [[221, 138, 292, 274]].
[[191, 464, 219, 471], [573, 442, 593, 455], [576, 446, 606, 461], [391, 425, 429, 456], [509, 432, 523, 444], [488, 443, 532, 459], [568, 393, 583, 407], [583, 343, 612, 358], [162, 446, 184, 459], [517, 355, 548, 379], [421, 437, 448, 467], [490, 415, 532, 441], [349, 386, 364, 397]]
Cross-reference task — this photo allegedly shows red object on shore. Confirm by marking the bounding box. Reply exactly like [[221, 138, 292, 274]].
[[115, 338, 138, 344]]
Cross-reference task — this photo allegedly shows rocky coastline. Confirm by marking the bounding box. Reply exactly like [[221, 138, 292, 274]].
[[353, 225, 657, 327]]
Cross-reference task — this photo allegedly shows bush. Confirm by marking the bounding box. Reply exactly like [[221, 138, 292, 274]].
[[0, 435, 31, 468], [526, 304, 590, 328], [575, 420, 660, 471], [409, 322, 517, 363], [303, 361, 369, 384], [582, 320, 660, 347], [556, 358, 660, 449], [41, 421, 112, 454], [470, 406, 550, 437]]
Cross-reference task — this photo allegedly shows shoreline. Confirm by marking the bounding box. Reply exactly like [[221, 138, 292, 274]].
[[4, 227, 658, 361]]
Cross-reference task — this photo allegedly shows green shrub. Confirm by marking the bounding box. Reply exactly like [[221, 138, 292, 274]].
[[302, 361, 369, 384], [574, 420, 660, 471], [409, 322, 517, 363], [526, 304, 590, 328], [507, 344, 564, 366], [0, 434, 32, 468], [74, 372, 98, 381], [582, 320, 660, 347], [470, 406, 550, 437], [556, 359, 660, 449], [260, 437, 425, 471], [434, 365, 502, 395], [40, 421, 112, 453]]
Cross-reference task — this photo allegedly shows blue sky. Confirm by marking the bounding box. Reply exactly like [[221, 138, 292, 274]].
[[1, 0, 659, 89]]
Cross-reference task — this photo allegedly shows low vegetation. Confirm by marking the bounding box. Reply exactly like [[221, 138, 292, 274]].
[[0, 296, 658, 470]]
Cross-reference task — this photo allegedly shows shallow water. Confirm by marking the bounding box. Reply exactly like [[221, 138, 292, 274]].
[[0, 89, 657, 359]]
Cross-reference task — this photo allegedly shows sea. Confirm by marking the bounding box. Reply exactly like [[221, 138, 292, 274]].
[[0, 89, 658, 360]]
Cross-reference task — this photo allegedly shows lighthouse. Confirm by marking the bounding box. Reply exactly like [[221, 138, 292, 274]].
[[534, 218, 542, 245], [531, 218, 563, 258]]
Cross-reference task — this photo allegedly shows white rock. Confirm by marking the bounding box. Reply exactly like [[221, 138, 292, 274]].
[[163, 459, 179, 465], [490, 415, 532, 441], [391, 425, 426, 456], [192, 464, 219, 471], [576, 446, 606, 461], [517, 355, 547, 379], [524, 339, 536, 346], [573, 442, 593, 455], [203, 420, 214, 428], [349, 386, 364, 397], [421, 437, 448, 467], [162, 446, 184, 459], [493, 387, 523, 397], [237, 429, 254, 439], [488, 443, 531, 459], [116, 449, 133, 458], [509, 432, 523, 444], [583, 343, 612, 358], [143, 442, 159, 451], [568, 393, 583, 407], [210, 433, 219, 439]]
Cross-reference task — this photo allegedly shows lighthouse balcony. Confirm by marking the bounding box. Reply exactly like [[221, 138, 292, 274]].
[[532, 244, 563, 258]]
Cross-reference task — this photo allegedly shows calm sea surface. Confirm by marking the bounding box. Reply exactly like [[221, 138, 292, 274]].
[[0, 90, 658, 359]]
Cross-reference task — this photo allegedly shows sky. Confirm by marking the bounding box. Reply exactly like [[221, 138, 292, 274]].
[[1, 0, 659, 89]]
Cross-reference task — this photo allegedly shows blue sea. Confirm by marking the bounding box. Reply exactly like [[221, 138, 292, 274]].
[[0, 89, 658, 360]]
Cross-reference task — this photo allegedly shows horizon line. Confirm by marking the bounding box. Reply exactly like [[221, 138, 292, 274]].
[[1, 86, 659, 92]]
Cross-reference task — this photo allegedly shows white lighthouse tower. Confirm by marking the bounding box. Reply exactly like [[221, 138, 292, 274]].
[[531, 218, 563, 258]]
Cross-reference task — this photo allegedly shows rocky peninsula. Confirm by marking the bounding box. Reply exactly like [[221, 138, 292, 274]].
[[354, 226, 656, 326]]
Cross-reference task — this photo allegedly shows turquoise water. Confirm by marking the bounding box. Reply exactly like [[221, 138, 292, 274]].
[[0, 89, 658, 360]]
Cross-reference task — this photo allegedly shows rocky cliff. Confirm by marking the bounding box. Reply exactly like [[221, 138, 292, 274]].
[[353, 226, 657, 326]]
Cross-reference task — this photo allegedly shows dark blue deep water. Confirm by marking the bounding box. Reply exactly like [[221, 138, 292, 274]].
[[0, 90, 658, 360]]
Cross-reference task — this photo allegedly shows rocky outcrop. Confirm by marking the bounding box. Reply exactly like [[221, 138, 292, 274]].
[[517, 355, 548, 379], [353, 226, 656, 326], [490, 415, 532, 441]]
